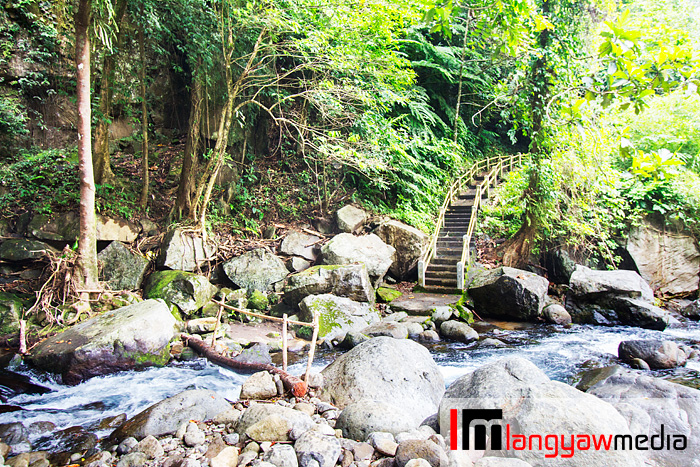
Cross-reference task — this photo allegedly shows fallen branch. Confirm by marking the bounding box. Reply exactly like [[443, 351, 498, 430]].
[[182, 334, 307, 398]]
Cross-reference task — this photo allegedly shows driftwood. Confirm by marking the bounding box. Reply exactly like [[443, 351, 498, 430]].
[[182, 334, 308, 398]]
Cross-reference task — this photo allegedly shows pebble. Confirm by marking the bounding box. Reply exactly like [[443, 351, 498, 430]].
[[137, 435, 165, 459], [117, 437, 138, 455], [368, 432, 398, 457], [184, 423, 206, 447], [223, 433, 240, 445]]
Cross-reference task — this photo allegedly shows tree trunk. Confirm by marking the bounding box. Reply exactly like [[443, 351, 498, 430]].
[[76, 0, 99, 291], [173, 78, 203, 221], [138, 16, 149, 210], [93, 0, 127, 186]]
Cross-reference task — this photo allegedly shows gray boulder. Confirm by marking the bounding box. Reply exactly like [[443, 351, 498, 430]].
[[618, 340, 687, 369], [299, 294, 379, 343], [96, 214, 141, 243], [29, 299, 177, 384], [336, 401, 416, 440], [569, 265, 653, 301], [0, 292, 26, 335], [321, 233, 395, 287], [439, 357, 644, 466], [439, 321, 478, 343], [284, 265, 374, 306], [144, 270, 217, 315], [111, 389, 231, 441], [320, 337, 444, 426], [157, 228, 214, 272], [336, 205, 367, 233], [361, 321, 409, 339], [586, 366, 700, 467], [468, 267, 549, 321], [280, 231, 320, 261], [98, 241, 149, 290], [223, 248, 288, 292], [0, 238, 57, 261], [373, 220, 428, 280], [294, 430, 341, 467], [682, 300, 700, 320], [542, 303, 572, 325], [235, 403, 314, 442], [626, 219, 700, 295]]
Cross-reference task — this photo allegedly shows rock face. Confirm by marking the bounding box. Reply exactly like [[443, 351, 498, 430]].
[[321, 233, 395, 287], [280, 231, 320, 261], [626, 219, 700, 295], [299, 294, 379, 342], [586, 367, 700, 467], [373, 220, 428, 280], [320, 337, 444, 426], [157, 228, 214, 272], [542, 247, 578, 284], [111, 389, 231, 441], [284, 265, 374, 306], [29, 299, 177, 384], [223, 248, 289, 292], [98, 241, 150, 290], [336, 205, 367, 233], [618, 340, 687, 369], [468, 267, 549, 321], [440, 357, 644, 466], [0, 238, 58, 261], [567, 265, 670, 329], [96, 214, 141, 242], [144, 270, 217, 315]]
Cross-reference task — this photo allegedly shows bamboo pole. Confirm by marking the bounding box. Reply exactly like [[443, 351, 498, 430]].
[[304, 311, 319, 383], [282, 313, 288, 372], [210, 304, 224, 347], [211, 300, 313, 327]]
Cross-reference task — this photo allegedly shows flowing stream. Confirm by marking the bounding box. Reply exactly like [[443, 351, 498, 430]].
[[2, 320, 700, 449]]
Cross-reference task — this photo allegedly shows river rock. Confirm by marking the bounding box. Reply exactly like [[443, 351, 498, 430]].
[[263, 443, 298, 467], [682, 300, 700, 320], [284, 265, 374, 305], [281, 231, 320, 261], [361, 321, 408, 339], [111, 389, 231, 441], [321, 233, 395, 287], [626, 219, 700, 295], [29, 299, 177, 384], [233, 342, 272, 366], [468, 267, 549, 321], [223, 248, 288, 292], [236, 404, 314, 442], [157, 228, 214, 272], [336, 401, 416, 440], [373, 221, 429, 280], [586, 366, 700, 467], [336, 205, 367, 233], [395, 439, 447, 467], [320, 337, 444, 426], [186, 317, 218, 334], [294, 430, 342, 467], [542, 247, 578, 285], [569, 265, 653, 301], [98, 241, 149, 290], [439, 321, 478, 343], [618, 340, 687, 369], [0, 423, 29, 454], [439, 357, 644, 466], [143, 270, 216, 315], [542, 303, 571, 325], [299, 294, 379, 342], [240, 371, 278, 400], [136, 435, 164, 459], [0, 238, 58, 261], [0, 292, 26, 335]]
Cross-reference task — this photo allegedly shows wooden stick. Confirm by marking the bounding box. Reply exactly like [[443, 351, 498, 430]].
[[211, 300, 314, 327], [211, 304, 224, 347], [18, 319, 27, 355], [304, 311, 319, 383], [282, 313, 288, 372], [182, 334, 307, 397]]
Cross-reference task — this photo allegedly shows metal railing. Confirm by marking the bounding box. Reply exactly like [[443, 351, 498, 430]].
[[418, 154, 525, 289]]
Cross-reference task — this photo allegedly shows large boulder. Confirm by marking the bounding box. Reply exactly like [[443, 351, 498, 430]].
[[336, 205, 367, 233], [321, 233, 395, 287], [28, 299, 178, 384], [27, 212, 140, 243], [440, 357, 644, 466], [299, 294, 379, 342], [468, 267, 549, 321], [618, 340, 687, 369], [280, 231, 320, 261], [98, 241, 149, 290], [111, 389, 231, 441], [284, 265, 374, 306], [319, 337, 444, 426], [626, 219, 700, 295], [373, 220, 429, 280], [144, 270, 217, 315], [157, 228, 214, 272], [567, 266, 670, 329], [95, 214, 141, 242], [336, 400, 416, 440], [0, 292, 27, 335], [223, 248, 288, 292], [586, 366, 700, 467], [235, 403, 314, 442], [0, 238, 58, 261]]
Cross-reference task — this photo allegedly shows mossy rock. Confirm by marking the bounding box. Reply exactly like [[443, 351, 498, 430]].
[[376, 287, 402, 303], [0, 291, 28, 335], [144, 270, 217, 315], [247, 290, 269, 311]]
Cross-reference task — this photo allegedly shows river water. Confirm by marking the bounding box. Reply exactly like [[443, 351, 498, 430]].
[[2, 319, 700, 447]]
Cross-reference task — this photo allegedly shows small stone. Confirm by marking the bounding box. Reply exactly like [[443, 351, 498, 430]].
[[294, 402, 316, 417], [294, 430, 342, 467], [237, 451, 258, 467], [542, 304, 572, 325], [184, 423, 206, 447], [418, 331, 440, 342], [405, 323, 423, 338], [240, 371, 278, 400], [118, 437, 139, 455], [479, 338, 507, 348], [211, 446, 239, 467], [242, 442, 260, 454], [176, 422, 189, 440], [245, 415, 292, 442], [394, 440, 448, 467], [368, 433, 397, 457], [307, 373, 324, 389], [213, 408, 242, 425], [263, 443, 298, 467], [340, 449, 354, 467], [439, 321, 478, 343], [631, 358, 651, 370], [116, 452, 148, 467], [137, 435, 165, 459], [223, 433, 240, 446], [352, 443, 374, 461]]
